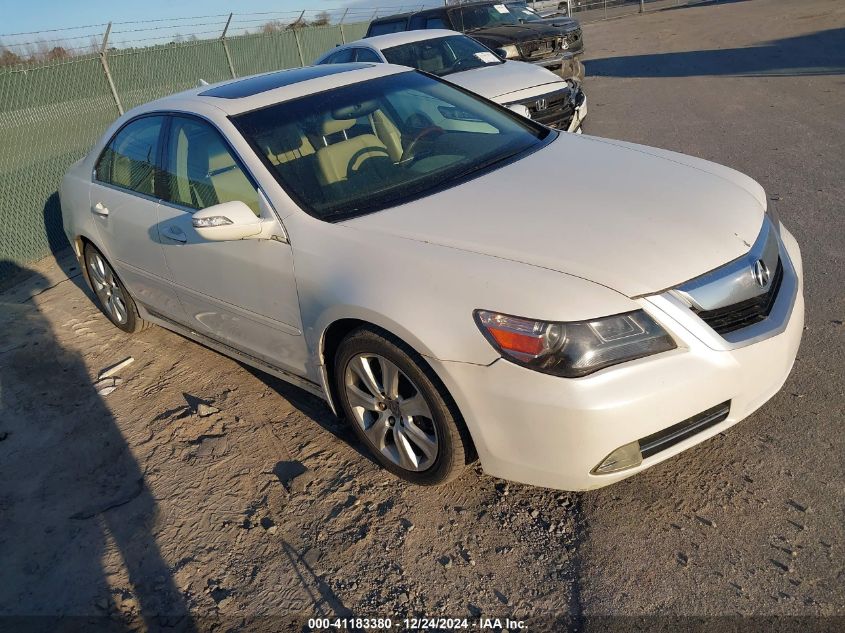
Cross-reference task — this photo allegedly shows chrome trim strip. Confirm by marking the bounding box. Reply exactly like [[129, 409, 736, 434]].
[[671, 217, 780, 311], [648, 225, 798, 351]]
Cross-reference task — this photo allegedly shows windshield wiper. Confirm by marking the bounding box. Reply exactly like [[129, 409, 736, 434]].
[[441, 147, 529, 186]]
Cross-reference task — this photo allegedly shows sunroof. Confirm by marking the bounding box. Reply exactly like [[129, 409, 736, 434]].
[[200, 64, 374, 99]]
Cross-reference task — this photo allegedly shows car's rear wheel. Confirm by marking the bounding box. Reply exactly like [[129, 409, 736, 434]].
[[83, 244, 149, 333], [335, 327, 471, 485]]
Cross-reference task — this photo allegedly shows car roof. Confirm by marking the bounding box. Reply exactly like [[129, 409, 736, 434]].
[[350, 29, 464, 50], [128, 63, 412, 118], [369, 0, 503, 21]]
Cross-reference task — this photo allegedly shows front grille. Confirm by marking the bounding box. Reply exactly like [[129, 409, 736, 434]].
[[694, 259, 784, 334], [563, 28, 581, 47], [515, 88, 576, 128], [639, 401, 731, 459], [519, 38, 558, 60]]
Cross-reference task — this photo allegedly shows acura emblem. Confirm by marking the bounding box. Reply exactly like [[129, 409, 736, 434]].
[[535, 98, 548, 111], [752, 259, 770, 288]]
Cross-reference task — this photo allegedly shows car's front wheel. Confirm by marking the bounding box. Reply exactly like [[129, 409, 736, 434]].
[[335, 327, 471, 485], [83, 243, 149, 333]]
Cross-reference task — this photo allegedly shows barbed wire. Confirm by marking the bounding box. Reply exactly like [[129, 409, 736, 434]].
[[0, 5, 436, 39], [0, 4, 438, 55]]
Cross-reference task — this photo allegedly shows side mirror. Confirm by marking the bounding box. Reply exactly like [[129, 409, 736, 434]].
[[494, 48, 508, 60], [192, 200, 271, 242]]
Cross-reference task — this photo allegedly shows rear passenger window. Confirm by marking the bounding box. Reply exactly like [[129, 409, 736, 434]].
[[368, 20, 407, 36], [326, 48, 356, 64], [354, 48, 382, 63], [95, 116, 164, 196], [161, 117, 260, 215]]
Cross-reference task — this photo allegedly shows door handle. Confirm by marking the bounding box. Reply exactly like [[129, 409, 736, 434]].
[[91, 202, 109, 217], [162, 225, 187, 243]]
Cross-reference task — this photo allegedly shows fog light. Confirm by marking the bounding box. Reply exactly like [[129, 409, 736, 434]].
[[592, 441, 642, 475]]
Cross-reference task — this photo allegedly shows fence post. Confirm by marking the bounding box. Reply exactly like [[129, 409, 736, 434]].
[[339, 8, 349, 43], [604, 0, 608, 19], [293, 10, 306, 67], [220, 13, 236, 79], [98, 22, 124, 116], [639, 0, 645, 12]]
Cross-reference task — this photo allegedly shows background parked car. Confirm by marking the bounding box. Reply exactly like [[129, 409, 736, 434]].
[[366, 1, 584, 81], [314, 30, 587, 132], [506, 1, 584, 72]]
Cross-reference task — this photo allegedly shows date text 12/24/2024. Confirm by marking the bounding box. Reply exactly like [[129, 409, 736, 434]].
[[308, 617, 528, 630]]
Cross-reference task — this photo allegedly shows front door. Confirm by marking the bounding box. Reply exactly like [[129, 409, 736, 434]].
[[155, 115, 307, 376], [89, 114, 183, 320]]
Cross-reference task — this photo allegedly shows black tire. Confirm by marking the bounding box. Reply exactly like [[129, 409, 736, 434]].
[[334, 327, 472, 486], [83, 243, 150, 334]]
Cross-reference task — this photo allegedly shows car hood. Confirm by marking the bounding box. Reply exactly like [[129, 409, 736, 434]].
[[535, 16, 580, 31], [343, 134, 766, 298], [469, 23, 562, 46], [446, 61, 564, 100]]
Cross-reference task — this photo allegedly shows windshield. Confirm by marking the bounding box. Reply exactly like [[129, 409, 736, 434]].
[[382, 35, 503, 77], [232, 71, 551, 221], [449, 4, 522, 31], [511, 4, 543, 21]]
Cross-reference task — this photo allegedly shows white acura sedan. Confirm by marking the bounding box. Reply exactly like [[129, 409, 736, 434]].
[[61, 64, 803, 491], [314, 30, 586, 132]]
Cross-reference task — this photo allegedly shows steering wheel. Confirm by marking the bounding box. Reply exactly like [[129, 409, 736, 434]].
[[399, 126, 444, 165]]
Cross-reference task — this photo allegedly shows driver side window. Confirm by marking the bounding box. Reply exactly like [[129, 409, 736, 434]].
[[161, 117, 260, 215]]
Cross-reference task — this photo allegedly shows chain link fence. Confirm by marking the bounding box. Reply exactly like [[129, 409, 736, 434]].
[[0, 12, 378, 281], [0, 0, 714, 280]]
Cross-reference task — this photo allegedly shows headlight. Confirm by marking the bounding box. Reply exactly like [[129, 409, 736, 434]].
[[500, 44, 520, 59], [474, 309, 677, 378]]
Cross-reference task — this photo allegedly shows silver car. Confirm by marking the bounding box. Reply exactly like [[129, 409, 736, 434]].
[[314, 30, 586, 132], [61, 64, 803, 491]]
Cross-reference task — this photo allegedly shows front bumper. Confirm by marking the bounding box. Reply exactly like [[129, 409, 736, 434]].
[[504, 86, 586, 132], [531, 52, 584, 81], [428, 227, 804, 491], [568, 91, 587, 133]]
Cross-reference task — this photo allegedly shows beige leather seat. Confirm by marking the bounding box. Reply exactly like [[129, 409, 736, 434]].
[[417, 47, 446, 74], [206, 139, 260, 215], [316, 117, 391, 185], [112, 151, 155, 195], [370, 110, 403, 162], [261, 125, 315, 166]]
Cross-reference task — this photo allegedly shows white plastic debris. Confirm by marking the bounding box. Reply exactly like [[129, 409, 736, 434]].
[[98, 357, 134, 380], [94, 376, 123, 396]]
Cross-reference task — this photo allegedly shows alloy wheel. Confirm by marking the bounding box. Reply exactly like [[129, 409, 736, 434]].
[[85, 250, 129, 325], [344, 353, 439, 472]]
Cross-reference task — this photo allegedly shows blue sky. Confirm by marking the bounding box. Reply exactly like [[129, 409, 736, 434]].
[[0, 0, 430, 50], [0, 0, 336, 34]]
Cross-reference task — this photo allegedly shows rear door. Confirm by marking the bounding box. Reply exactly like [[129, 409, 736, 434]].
[[155, 114, 307, 375], [89, 114, 183, 320]]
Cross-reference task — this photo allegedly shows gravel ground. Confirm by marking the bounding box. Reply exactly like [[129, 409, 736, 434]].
[[579, 0, 844, 629], [0, 0, 843, 631]]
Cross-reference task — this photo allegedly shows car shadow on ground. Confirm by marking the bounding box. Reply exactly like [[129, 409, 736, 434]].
[[239, 363, 381, 467], [0, 261, 194, 631], [585, 27, 845, 77]]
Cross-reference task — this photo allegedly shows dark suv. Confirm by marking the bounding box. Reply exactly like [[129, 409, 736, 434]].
[[366, 1, 584, 80]]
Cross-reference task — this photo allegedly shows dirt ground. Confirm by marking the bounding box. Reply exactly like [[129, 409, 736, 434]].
[[1, 0, 843, 631]]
